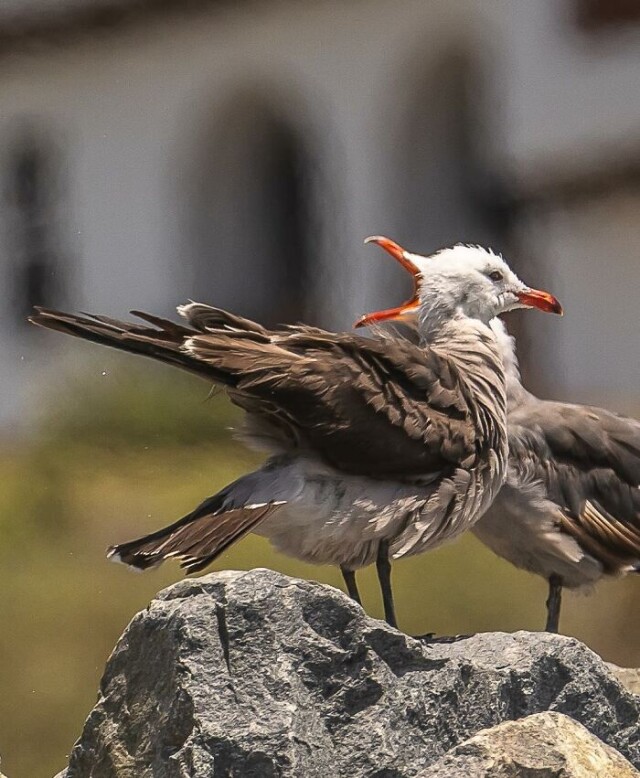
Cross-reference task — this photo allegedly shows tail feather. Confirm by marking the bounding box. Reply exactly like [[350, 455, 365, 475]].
[[107, 500, 284, 574], [176, 302, 269, 336], [29, 307, 233, 385]]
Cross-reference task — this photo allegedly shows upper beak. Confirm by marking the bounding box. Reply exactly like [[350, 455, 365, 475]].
[[354, 236, 422, 328], [516, 288, 564, 315]]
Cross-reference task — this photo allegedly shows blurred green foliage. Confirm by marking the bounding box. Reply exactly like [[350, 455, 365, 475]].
[[0, 355, 639, 777], [35, 353, 241, 448]]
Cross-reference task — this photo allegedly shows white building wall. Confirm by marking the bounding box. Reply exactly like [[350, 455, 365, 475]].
[[515, 190, 640, 416], [495, 1, 640, 185], [0, 0, 637, 427]]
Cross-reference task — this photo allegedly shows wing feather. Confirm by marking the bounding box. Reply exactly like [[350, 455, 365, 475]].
[[31, 303, 483, 479], [508, 399, 640, 569]]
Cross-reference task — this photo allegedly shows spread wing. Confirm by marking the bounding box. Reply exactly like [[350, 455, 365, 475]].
[[30, 303, 483, 480], [508, 399, 640, 568]]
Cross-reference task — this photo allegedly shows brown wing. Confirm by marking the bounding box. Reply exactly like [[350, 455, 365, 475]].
[[30, 304, 481, 479], [509, 399, 640, 568], [184, 326, 481, 477]]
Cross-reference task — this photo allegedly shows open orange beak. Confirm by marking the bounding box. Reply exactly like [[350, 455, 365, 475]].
[[355, 236, 564, 327], [354, 236, 421, 328]]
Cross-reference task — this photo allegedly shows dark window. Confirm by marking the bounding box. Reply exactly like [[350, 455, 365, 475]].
[[262, 122, 310, 324], [577, 0, 640, 30], [395, 50, 514, 271], [5, 128, 66, 324], [189, 97, 316, 327]]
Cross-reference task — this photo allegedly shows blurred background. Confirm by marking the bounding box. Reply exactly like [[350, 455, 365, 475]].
[[0, 0, 639, 775]]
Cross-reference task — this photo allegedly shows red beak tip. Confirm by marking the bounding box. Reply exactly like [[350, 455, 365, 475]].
[[517, 289, 563, 316], [547, 298, 564, 316]]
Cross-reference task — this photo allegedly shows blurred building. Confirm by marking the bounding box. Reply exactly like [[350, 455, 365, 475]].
[[0, 0, 638, 426]]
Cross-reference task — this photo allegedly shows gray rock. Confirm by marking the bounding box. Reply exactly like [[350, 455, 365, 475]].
[[61, 569, 640, 777], [419, 711, 639, 777]]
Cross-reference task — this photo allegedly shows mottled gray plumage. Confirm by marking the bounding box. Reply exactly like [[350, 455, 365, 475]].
[[473, 319, 640, 630], [31, 303, 507, 575]]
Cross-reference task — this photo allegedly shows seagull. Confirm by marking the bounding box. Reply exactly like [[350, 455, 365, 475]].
[[29, 239, 561, 628], [370, 237, 638, 633], [473, 317, 640, 632]]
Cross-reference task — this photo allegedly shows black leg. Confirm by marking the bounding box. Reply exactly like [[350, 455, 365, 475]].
[[341, 567, 362, 605], [376, 540, 398, 629], [545, 574, 563, 633]]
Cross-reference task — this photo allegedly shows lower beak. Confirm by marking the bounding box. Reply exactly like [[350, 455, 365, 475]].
[[516, 289, 564, 315], [354, 236, 421, 328]]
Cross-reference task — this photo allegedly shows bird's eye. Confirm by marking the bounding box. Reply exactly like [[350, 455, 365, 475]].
[[488, 270, 503, 282]]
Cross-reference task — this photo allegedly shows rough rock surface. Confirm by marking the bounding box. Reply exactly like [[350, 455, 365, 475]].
[[60, 569, 640, 777], [419, 711, 639, 777]]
